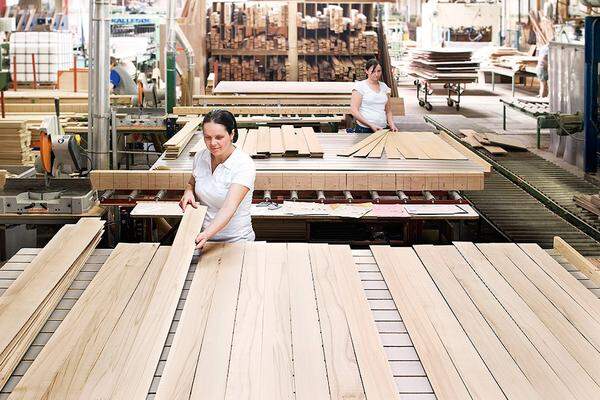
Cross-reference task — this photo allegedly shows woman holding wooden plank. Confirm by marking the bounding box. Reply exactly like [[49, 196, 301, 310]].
[[179, 110, 256, 248], [350, 58, 398, 134]]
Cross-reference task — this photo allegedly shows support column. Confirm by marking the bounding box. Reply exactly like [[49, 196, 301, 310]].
[[198, 0, 207, 94], [287, 1, 298, 81], [584, 16, 600, 173]]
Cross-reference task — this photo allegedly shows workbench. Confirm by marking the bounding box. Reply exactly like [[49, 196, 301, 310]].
[[481, 66, 538, 97], [500, 97, 551, 148], [0, 245, 596, 399], [213, 80, 355, 95]]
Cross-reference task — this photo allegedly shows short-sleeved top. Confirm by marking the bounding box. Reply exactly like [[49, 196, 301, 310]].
[[353, 79, 391, 128], [192, 146, 256, 242]]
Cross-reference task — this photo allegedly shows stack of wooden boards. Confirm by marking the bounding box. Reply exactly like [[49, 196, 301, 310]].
[[0, 120, 35, 165], [338, 130, 468, 160], [574, 193, 600, 218], [163, 117, 202, 160], [0, 218, 104, 390], [156, 242, 398, 400], [408, 49, 479, 80], [482, 47, 537, 71], [5, 207, 206, 399], [373, 241, 600, 399], [459, 129, 527, 155]]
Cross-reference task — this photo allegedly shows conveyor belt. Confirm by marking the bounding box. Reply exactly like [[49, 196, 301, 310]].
[[426, 115, 600, 255]]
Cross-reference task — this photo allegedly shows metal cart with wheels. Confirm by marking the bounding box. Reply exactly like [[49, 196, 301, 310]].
[[411, 74, 476, 111]]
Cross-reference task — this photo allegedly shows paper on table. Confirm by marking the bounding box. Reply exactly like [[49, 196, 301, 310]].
[[371, 204, 410, 217], [282, 201, 331, 215], [330, 203, 373, 218], [404, 204, 468, 215]]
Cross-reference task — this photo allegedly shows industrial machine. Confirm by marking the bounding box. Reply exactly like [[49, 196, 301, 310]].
[[0, 116, 97, 215]]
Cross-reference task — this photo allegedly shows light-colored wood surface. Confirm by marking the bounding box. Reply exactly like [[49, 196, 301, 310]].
[[554, 236, 600, 287], [164, 118, 203, 160], [131, 201, 183, 218], [213, 81, 355, 94]]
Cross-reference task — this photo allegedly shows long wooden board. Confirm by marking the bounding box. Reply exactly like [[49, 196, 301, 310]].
[[553, 236, 600, 287]]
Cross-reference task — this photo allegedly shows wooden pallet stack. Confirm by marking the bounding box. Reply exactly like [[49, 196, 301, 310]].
[[409, 49, 479, 80], [339, 130, 468, 160], [0, 120, 35, 165], [238, 125, 323, 158], [459, 129, 527, 155], [0, 218, 104, 389], [164, 117, 203, 160]]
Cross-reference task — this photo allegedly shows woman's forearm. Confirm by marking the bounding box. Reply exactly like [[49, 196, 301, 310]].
[[202, 206, 236, 239], [352, 109, 376, 129]]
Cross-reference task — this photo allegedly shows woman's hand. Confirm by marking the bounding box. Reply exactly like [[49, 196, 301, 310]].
[[179, 189, 198, 211], [370, 124, 383, 132], [389, 123, 399, 132], [195, 231, 209, 249]]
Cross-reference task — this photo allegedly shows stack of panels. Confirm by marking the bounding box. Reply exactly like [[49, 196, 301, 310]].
[[238, 125, 323, 158], [409, 49, 479, 80], [0, 120, 34, 165], [164, 117, 203, 160]]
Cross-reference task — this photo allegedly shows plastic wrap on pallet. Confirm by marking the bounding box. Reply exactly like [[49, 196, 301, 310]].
[[548, 41, 585, 169], [9, 31, 74, 83]]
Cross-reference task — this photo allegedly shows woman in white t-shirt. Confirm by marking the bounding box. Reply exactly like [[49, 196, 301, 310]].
[[179, 110, 256, 249], [350, 58, 398, 133]]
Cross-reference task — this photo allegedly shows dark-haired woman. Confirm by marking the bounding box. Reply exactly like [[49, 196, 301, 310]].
[[179, 110, 256, 249], [350, 58, 398, 133]]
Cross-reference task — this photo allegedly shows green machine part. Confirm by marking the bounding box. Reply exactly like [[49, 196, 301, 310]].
[[0, 42, 10, 91], [166, 51, 176, 114]]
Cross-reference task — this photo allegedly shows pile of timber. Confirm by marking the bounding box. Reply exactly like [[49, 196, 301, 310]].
[[5, 207, 206, 399], [373, 241, 600, 399], [574, 193, 600, 217], [459, 129, 527, 155], [155, 242, 399, 400], [0, 120, 35, 165], [163, 117, 202, 160], [238, 125, 323, 158], [297, 57, 370, 82], [338, 130, 468, 160], [408, 48, 479, 80], [0, 218, 104, 389], [529, 10, 554, 45]]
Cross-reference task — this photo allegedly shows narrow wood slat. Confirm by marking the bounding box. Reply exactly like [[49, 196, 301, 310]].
[[155, 244, 225, 400], [452, 242, 582, 400], [329, 245, 400, 400], [309, 244, 365, 399], [256, 126, 271, 154], [188, 134, 206, 156], [367, 134, 387, 159], [225, 242, 267, 400], [518, 243, 600, 324], [553, 237, 600, 287], [243, 129, 259, 157], [189, 243, 245, 399], [414, 245, 542, 400], [337, 130, 387, 157], [301, 127, 324, 156], [269, 128, 284, 156], [287, 243, 329, 400], [384, 134, 403, 159], [371, 246, 471, 399], [354, 134, 386, 158], [296, 128, 311, 157], [281, 125, 299, 155], [235, 128, 248, 151], [260, 243, 294, 398], [390, 133, 427, 159], [478, 243, 600, 389], [7, 243, 160, 399]]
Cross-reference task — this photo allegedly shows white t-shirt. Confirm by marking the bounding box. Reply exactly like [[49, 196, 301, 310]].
[[353, 79, 391, 128], [192, 146, 256, 242]]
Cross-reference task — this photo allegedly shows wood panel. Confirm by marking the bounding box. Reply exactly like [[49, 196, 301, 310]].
[[165, 118, 202, 159], [553, 236, 600, 287]]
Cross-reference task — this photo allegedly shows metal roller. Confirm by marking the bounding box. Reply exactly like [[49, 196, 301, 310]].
[[290, 190, 298, 201], [154, 189, 168, 201], [449, 190, 462, 201], [396, 190, 409, 202], [263, 190, 272, 202], [344, 190, 353, 203], [128, 190, 139, 201], [317, 190, 326, 202], [370, 191, 380, 203], [422, 191, 435, 202], [100, 190, 114, 201]]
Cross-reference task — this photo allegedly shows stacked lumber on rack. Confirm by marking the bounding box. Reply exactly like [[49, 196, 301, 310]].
[[0, 120, 35, 165], [574, 193, 600, 218], [408, 49, 479, 80], [156, 242, 399, 400], [373, 241, 600, 399], [238, 126, 323, 158], [338, 130, 468, 160], [7, 207, 206, 399], [0, 218, 104, 389], [459, 129, 527, 154], [164, 117, 203, 160]]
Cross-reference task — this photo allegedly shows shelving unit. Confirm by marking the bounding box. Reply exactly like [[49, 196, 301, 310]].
[[208, 1, 387, 83]]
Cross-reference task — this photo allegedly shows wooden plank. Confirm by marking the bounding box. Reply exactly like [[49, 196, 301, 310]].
[[7, 242, 160, 399], [337, 130, 387, 157], [155, 244, 226, 400], [256, 126, 271, 154], [235, 128, 248, 151], [243, 129, 259, 157], [0, 218, 104, 389], [367, 134, 387, 159], [354, 134, 386, 158], [296, 128, 311, 157], [164, 117, 203, 159], [518, 243, 600, 324], [287, 243, 329, 400], [260, 243, 294, 398], [453, 242, 587, 400], [553, 237, 600, 287], [415, 245, 541, 400], [329, 245, 400, 400], [371, 246, 471, 399], [189, 243, 245, 399], [189, 134, 207, 156], [478, 243, 600, 386], [390, 132, 427, 159], [309, 244, 365, 399], [174, 105, 349, 115], [384, 134, 402, 159], [301, 127, 324, 157], [225, 242, 267, 400], [482, 145, 508, 155], [439, 131, 493, 173], [281, 125, 300, 155], [269, 127, 284, 156]]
